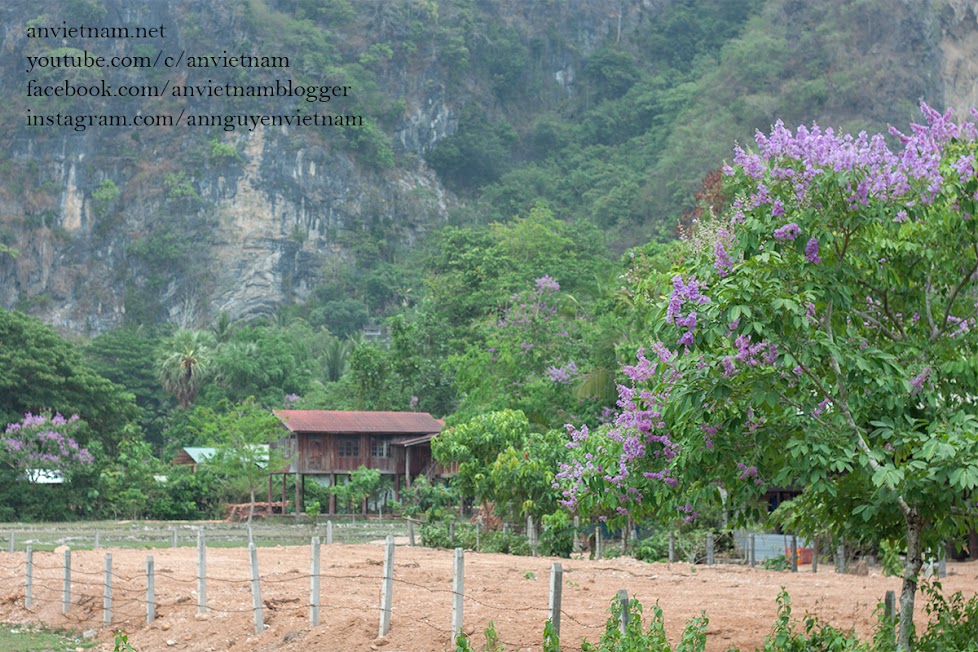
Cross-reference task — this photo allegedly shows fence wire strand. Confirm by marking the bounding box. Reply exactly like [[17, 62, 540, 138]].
[[4, 541, 638, 648]]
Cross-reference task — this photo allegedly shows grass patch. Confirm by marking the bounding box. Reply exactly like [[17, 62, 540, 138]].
[[0, 625, 96, 652]]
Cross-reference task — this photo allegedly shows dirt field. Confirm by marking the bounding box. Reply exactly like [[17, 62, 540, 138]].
[[0, 543, 974, 652]]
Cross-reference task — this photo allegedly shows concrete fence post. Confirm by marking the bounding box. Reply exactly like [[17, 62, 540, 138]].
[[197, 529, 207, 614], [103, 553, 112, 625], [595, 528, 603, 561], [94, 529, 100, 550], [668, 532, 675, 563], [378, 535, 394, 637], [617, 589, 629, 635], [310, 537, 321, 626], [706, 532, 714, 565], [25, 546, 32, 609], [749, 534, 756, 568], [62, 548, 71, 616], [146, 555, 155, 624], [326, 520, 334, 545], [171, 527, 178, 549], [8, 530, 14, 553], [836, 544, 845, 573], [548, 562, 563, 639], [249, 543, 264, 634], [451, 547, 464, 642], [408, 519, 415, 547]]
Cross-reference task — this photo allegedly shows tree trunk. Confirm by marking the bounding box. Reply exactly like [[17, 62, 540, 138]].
[[897, 506, 923, 651]]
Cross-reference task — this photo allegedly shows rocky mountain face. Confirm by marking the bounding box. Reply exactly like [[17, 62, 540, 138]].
[[0, 0, 975, 334]]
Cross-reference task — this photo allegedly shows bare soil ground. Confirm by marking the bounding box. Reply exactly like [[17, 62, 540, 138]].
[[0, 543, 974, 652]]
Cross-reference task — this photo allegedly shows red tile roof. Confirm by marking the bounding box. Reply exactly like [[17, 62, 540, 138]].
[[274, 410, 444, 435]]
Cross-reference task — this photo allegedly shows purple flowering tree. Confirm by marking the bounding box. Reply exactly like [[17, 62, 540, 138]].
[[452, 276, 595, 427], [1, 412, 93, 482], [558, 104, 978, 650]]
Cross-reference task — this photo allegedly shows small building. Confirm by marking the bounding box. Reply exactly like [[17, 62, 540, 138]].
[[273, 410, 447, 514], [170, 447, 217, 473]]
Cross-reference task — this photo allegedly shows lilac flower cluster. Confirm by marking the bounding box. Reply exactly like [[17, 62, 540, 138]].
[[555, 345, 680, 514], [1, 412, 92, 477], [714, 240, 733, 277], [909, 367, 931, 396], [667, 275, 710, 347], [546, 361, 579, 384], [677, 503, 699, 524], [736, 463, 761, 484], [773, 223, 801, 240], [804, 238, 822, 264], [729, 102, 978, 216], [721, 335, 778, 377]]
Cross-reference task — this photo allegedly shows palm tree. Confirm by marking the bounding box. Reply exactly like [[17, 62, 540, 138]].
[[321, 335, 353, 382], [159, 330, 213, 408]]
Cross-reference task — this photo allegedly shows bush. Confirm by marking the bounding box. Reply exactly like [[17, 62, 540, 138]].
[[580, 594, 708, 652], [913, 581, 978, 651], [419, 522, 478, 550], [539, 511, 575, 558], [480, 530, 531, 556]]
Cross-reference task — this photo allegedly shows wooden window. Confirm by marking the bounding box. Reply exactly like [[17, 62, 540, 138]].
[[337, 436, 359, 458], [370, 437, 390, 458]]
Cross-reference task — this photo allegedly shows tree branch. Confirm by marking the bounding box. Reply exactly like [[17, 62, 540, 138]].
[[853, 309, 903, 342], [937, 242, 978, 338], [925, 270, 937, 340]]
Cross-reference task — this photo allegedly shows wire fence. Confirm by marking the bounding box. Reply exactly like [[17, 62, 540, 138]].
[[0, 536, 622, 651], [0, 518, 407, 552]]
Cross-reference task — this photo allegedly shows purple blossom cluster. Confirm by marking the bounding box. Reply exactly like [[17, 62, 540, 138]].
[[535, 275, 560, 292], [555, 345, 680, 514], [1, 412, 92, 478], [804, 238, 822, 264], [728, 102, 978, 217], [667, 275, 710, 347], [909, 367, 931, 396], [677, 503, 699, 524], [736, 463, 762, 485], [773, 223, 801, 240], [721, 335, 778, 377], [546, 361, 579, 384]]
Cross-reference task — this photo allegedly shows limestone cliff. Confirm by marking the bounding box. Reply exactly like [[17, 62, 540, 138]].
[[0, 0, 623, 333], [0, 0, 976, 334]]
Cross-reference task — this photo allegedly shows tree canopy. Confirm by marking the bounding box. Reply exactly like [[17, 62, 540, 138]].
[[0, 309, 138, 451], [558, 104, 978, 650]]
